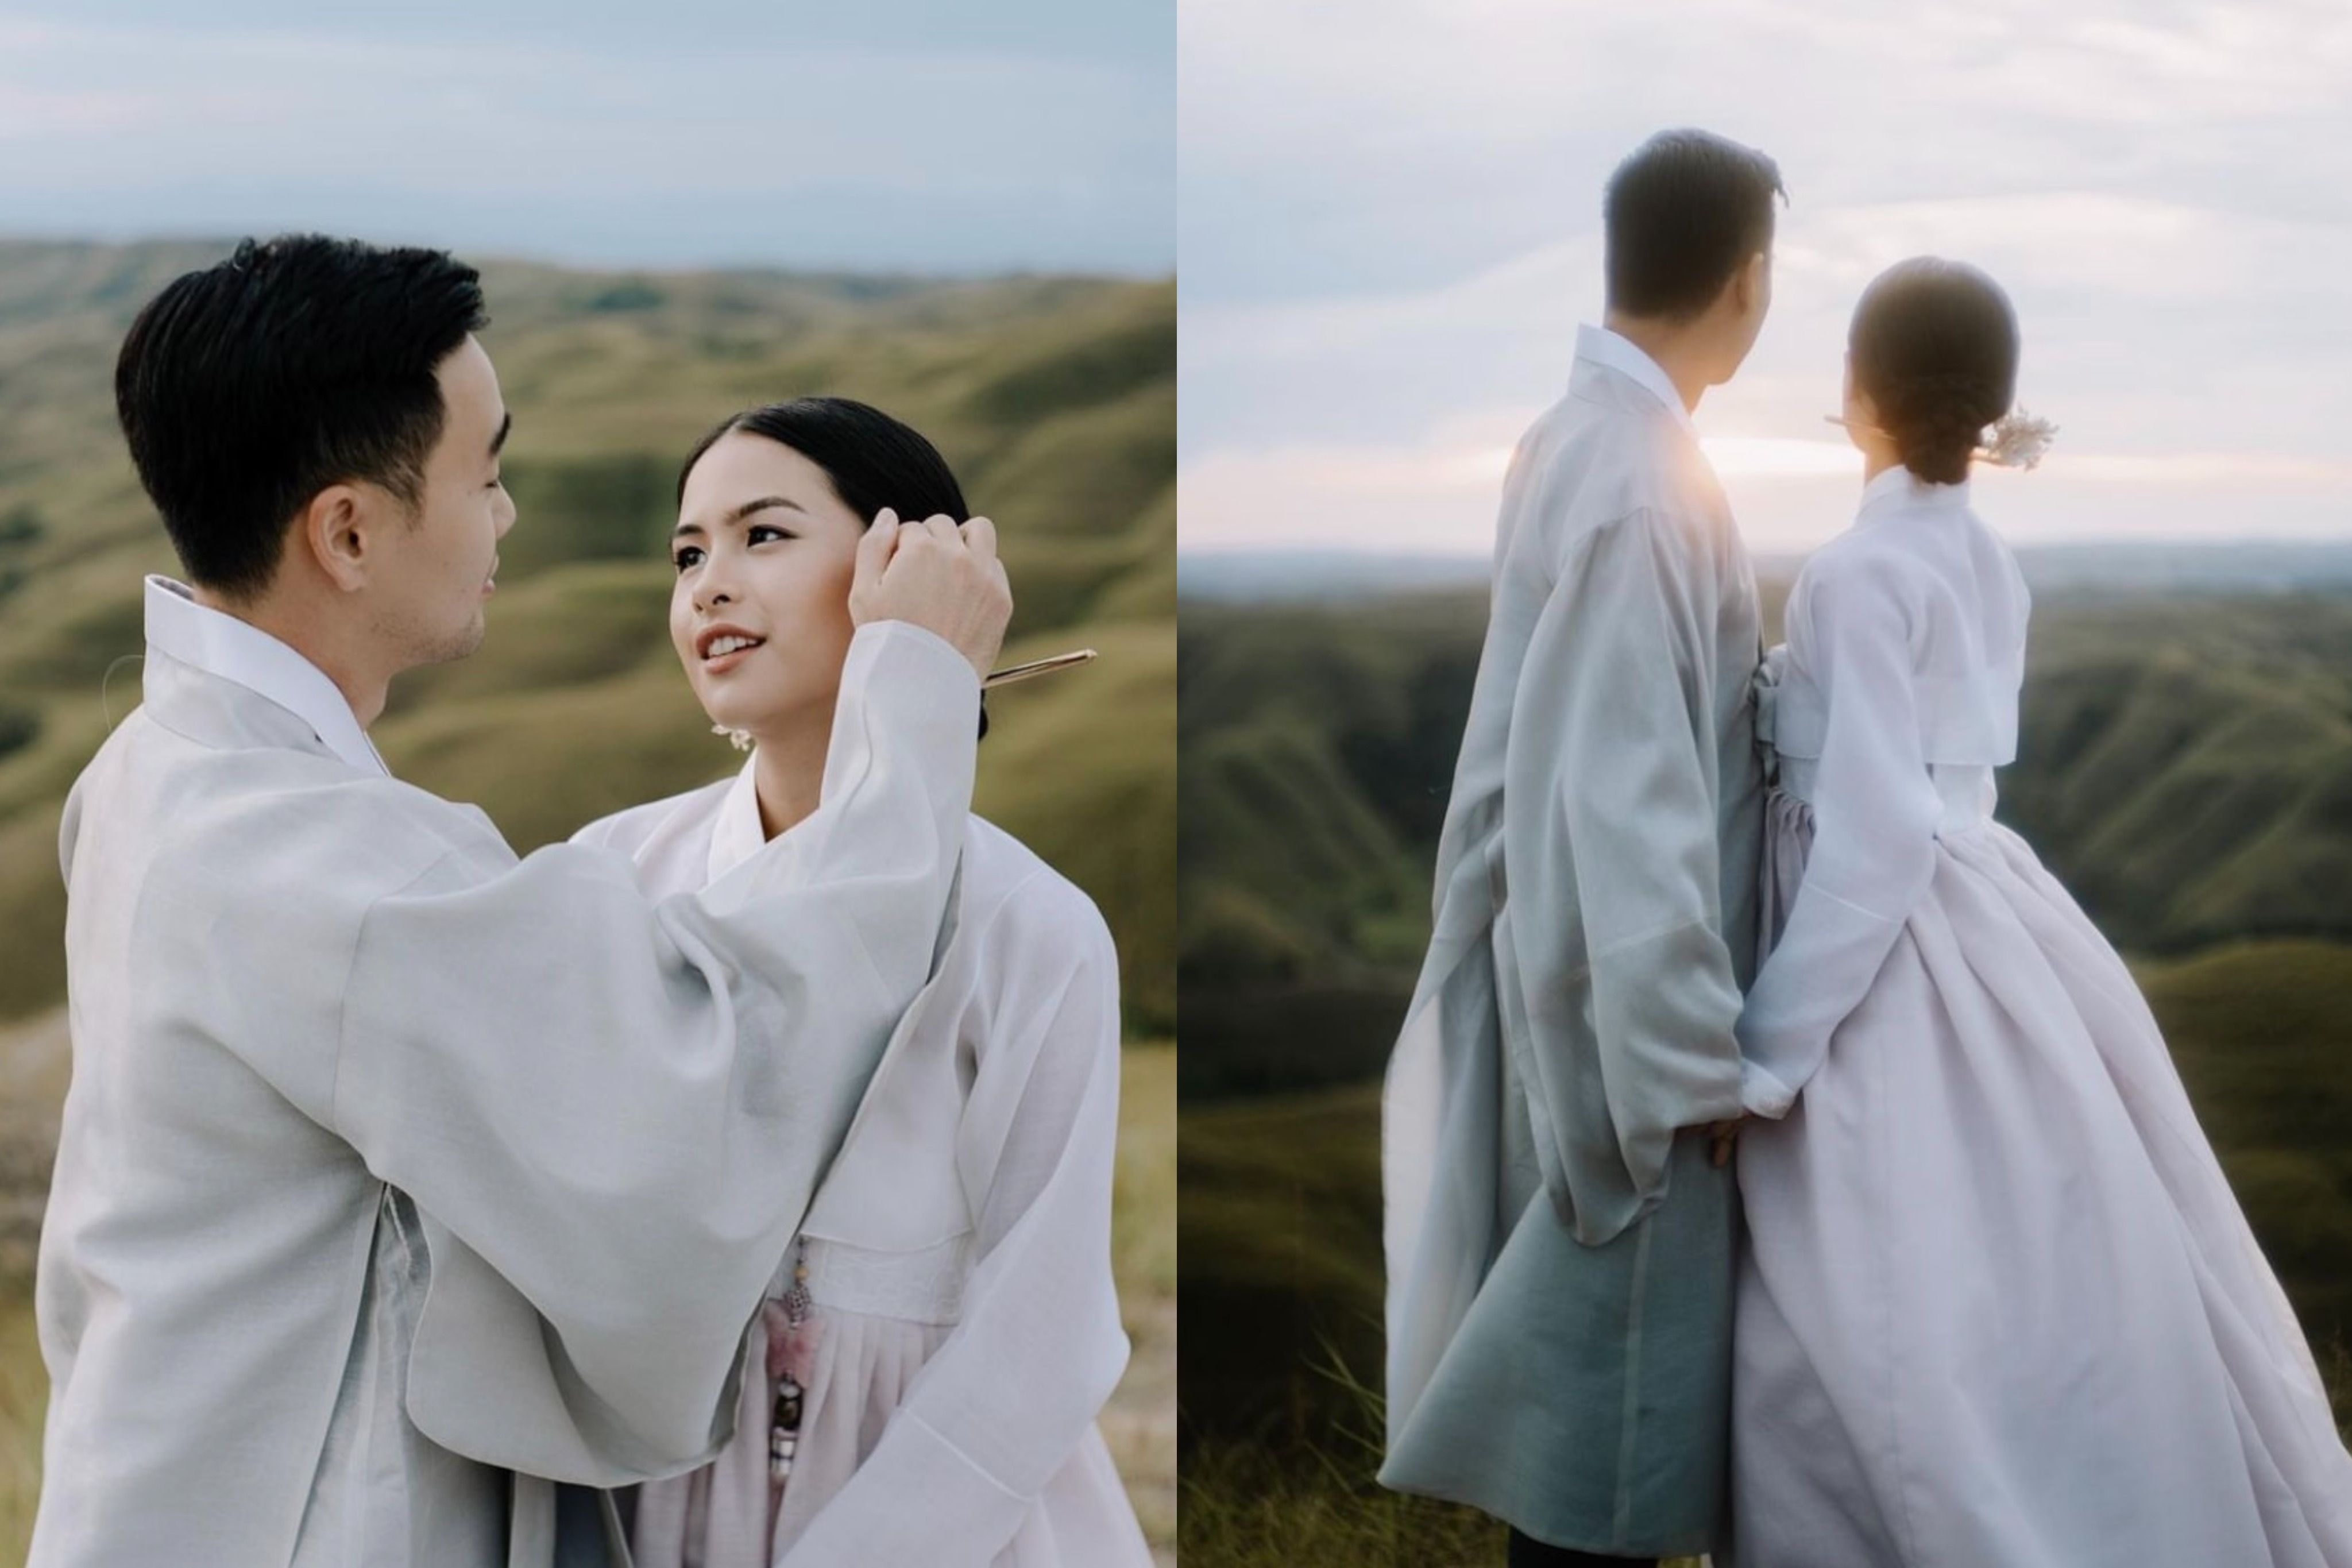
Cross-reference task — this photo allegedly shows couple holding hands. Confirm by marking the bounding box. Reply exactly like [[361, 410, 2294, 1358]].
[[1381, 129, 2352, 1567], [33, 237, 1152, 1567]]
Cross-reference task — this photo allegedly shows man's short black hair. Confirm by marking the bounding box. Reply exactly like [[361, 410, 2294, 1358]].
[[115, 235, 489, 598], [1604, 129, 1787, 322]]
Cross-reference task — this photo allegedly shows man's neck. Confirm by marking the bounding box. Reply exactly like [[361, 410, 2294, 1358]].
[[190, 584, 392, 729], [1600, 312, 1712, 414]]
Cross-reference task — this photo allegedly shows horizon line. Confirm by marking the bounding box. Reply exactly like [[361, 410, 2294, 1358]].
[[0, 230, 1175, 286], [1178, 538, 2352, 557]]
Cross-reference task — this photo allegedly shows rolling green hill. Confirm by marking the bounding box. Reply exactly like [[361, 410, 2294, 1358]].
[[2003, 596, 2352, 953], [1179, 585, 2352, 1095], [0, 240, 1173, 1031], [1179, 578, 2352, 1559]]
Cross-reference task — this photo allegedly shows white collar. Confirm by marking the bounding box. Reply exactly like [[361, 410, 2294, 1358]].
[[1575, 323, 1698, 438], [142, 576, 388, 776], [1859, 465, 1971, 517], [706, 756, 769, 883]]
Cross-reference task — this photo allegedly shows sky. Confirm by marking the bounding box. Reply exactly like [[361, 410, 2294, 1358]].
[[0, 0, 1171, 275], [1180, 0, 2352, 553]]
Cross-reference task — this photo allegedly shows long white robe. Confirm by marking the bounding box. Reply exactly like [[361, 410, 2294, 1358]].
[[33, 577, 979, 1568], [1732, 468, 2352, 1566], [1381, 326, 1764, 1554], [585, 764, 1150, 1568]]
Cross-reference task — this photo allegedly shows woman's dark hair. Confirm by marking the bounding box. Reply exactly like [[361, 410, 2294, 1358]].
[[1848, 257, 2020, 486], [676, 396, 968, 526], [115, 235, 489, 598], [682, 396, 988, 736], [1604, 129, 1786, 321]]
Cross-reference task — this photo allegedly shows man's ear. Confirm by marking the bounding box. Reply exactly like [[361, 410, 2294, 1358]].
[[1736, 249, 1768, 315], [1705, 251, 1766, 332], [298, 484, 377, 594]]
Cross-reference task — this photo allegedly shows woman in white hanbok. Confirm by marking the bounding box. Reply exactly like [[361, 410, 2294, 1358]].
[[574, 397, 1153, 1568], [1730, 258, 2352, 1567]]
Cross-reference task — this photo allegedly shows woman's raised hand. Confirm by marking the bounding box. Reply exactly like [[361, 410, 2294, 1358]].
[[850, 508, 1013, 681]]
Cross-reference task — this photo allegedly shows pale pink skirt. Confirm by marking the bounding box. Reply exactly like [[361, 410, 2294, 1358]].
[[1732, 789, 2352, 1567], [631, 1305, 1141, 1567]]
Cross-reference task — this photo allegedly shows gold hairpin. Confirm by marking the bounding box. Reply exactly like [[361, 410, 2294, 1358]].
[[982, 648, 1097, 690]]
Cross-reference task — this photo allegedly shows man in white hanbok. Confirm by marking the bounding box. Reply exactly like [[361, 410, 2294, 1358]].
[[1381, 131, 1783, 1565], [33, 237, 1011, 1567]]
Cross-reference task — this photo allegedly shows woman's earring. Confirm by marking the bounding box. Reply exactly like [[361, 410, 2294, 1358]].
[[712, 723, 754, 753]]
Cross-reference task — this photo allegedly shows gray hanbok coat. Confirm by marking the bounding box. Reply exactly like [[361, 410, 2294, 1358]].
[[33, 579, 978, 1567], [1380, 326, 1764, 1557]]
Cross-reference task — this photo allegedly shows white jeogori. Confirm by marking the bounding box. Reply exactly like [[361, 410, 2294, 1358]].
[[584, 760, 1153, 1568], [1731, 465, 2352, 1564]]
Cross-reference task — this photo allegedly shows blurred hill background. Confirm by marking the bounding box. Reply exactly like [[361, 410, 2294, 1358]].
[[0, 240, 1176, 1557], [1178, 564, 2352, 1559], [0, 238, 1176, 1033]]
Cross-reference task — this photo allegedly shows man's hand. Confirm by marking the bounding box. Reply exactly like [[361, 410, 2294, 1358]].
[[849, 509, 1013, 681], [1704, 1116, 1747, 1169]]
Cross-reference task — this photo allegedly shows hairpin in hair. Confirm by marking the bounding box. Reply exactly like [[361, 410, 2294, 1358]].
[[1822, 414, 1886, 439], [982, 648, 1097, 691]]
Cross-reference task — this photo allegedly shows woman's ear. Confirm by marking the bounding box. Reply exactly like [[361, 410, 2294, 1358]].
[[1842, 379, 1890, 457]]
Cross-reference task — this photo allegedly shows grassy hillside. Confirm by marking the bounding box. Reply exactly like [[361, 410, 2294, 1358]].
[[1181, 941, 2352, 1442], [1179, 943, 2352, 1565], [2004, 596, 2352, 954], [1179, 579, 2352, 1564], [0, 240, 1173, 1031], [1179, 585, 2352, 1096]]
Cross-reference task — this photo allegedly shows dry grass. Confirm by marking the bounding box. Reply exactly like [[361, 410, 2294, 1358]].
[[0, 1295, 35, 1563], [1177, 1351, 1699, 1568], [1181, 1438, 1505, 1567]]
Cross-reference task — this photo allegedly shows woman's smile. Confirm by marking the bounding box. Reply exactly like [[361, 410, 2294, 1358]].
[[695, 621, 768, 674]]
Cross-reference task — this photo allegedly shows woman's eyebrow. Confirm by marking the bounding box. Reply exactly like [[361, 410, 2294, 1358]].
[[723, 496, 806, 525], [671, 496, 808, 540]]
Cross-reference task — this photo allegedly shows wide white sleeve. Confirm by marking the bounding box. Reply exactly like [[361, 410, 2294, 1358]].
[[1503, 507, 1747, 1243], [1736, 559, 1942, 1116], [207, 620, 978, 1479], [778, 886, 1131, 1567]]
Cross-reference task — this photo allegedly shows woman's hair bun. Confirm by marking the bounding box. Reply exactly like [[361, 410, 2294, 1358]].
[[1849, 259, 2019, 486]]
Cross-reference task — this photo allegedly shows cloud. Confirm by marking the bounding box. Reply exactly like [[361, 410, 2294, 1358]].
[[1180, 0, 2352, 300], [0, 10, 1172, 272], [1181, 0, 2352, 550]]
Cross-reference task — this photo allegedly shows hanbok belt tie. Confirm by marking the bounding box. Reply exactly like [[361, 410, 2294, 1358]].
[[792, 1233, 971, 1324], [1928, 763, 1998, 832]]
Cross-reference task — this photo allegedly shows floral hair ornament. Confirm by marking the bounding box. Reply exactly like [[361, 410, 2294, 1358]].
[[1978, 408, 2057, 470]]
